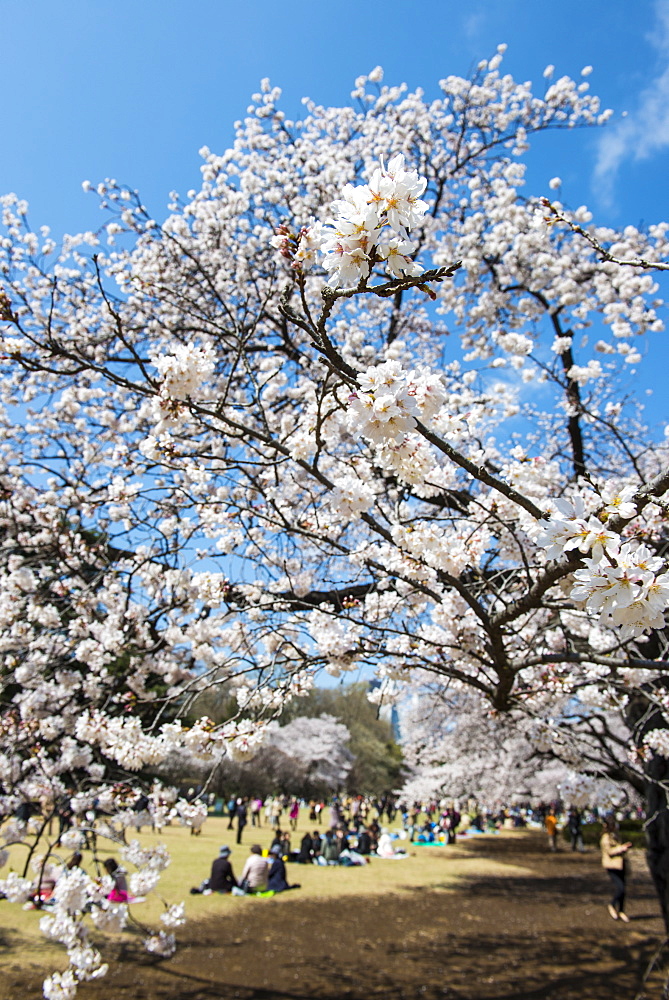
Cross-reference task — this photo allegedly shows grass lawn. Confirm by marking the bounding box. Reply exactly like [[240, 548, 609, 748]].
[[1, 819, 662, 1000], [0, 809, 520, 975]]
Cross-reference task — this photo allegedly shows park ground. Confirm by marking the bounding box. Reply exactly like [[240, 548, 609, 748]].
[[1, 817, 668, 1000]]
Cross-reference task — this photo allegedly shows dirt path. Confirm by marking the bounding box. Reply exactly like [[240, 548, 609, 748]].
[[1, 832, 666, 1000]]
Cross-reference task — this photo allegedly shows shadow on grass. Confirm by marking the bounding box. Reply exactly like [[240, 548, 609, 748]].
[[1, 833, 666, 1000]]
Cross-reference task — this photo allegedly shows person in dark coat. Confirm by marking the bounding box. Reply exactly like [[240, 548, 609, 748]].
[[297, 832, 314, 863], [567, 808, 585, 852], [267, 844, 300, 892], [236, 799, 248, 844], [356, 828, 373, 855], [210, 846, 237, 893], [270, 828, 291, 857]]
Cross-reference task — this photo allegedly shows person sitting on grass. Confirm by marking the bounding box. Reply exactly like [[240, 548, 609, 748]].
[[270, 828, 291, 858], [297, 831, 314, 864], [376, 828, 408, 859], [335, 826, 350, 853], [416, 821, 437, 844], [355, 828, 373, 855], [209, 845, 237, 893], [103, 857, 129, 902], [320, 828, 341, 865], [266, 844, 300, 892], [239, 844, 268, 894]]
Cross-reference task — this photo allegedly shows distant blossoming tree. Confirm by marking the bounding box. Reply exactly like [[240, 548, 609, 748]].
[[160, 713, 353, 797], [398, 679, 639, 809], [1, 48, 669, 991]]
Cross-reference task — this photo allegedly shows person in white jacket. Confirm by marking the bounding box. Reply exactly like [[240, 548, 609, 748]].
[[238, 844, 268, 892], [376, 829, 408, 859]]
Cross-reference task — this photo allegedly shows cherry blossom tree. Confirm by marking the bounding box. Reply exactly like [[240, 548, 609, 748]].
[[2, 48, 669, 991], [398, 679, 639, 809], [159, 713, 353, 796]]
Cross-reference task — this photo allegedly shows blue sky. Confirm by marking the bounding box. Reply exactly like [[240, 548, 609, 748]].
[[3, 0, 668, 235], [2, 0, 668, 422]]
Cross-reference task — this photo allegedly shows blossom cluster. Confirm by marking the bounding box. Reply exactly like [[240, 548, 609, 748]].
[[537, 492, 669, 637], [347, 360, 446, 444], [270, 154, 428, 288], [571, 543, 669, 638], [151, 342, 216, 401], [73, 710, 268, 769]]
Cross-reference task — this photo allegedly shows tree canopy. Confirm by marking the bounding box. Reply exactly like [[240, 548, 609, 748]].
[[1, 50, 669, 992]]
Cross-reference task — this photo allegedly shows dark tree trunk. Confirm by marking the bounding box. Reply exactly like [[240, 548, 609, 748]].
[[645, 751, 669, 931], [626, 680, 669, 933]]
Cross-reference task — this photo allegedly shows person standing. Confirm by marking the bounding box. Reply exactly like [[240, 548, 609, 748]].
[[350, 796, 361, 830], [329, 799, 342, 829], [601, 817, 632, 922], [545, 809, 559, 852], [289, 799, 300, 831], [567, 808, 585, 852], [236, 797, 248, 844], [445, 806, 461, 844]]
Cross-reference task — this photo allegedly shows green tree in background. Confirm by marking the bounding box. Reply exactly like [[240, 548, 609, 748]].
[[280, 683, 405, 796]]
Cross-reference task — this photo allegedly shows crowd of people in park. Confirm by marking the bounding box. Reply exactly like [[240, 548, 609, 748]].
[[180, 790, 646, 854], [538, 803, 644, 853], [204, 793, 470, 847], [191, 801, 415, 896], [542, 806, 590, 853], [4, 785, 645, 926], [195, 842, 300, 897], [185, 794, 646, 926]]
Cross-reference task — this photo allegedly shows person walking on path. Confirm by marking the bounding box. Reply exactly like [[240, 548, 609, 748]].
[[545, 809, 559, 852], [601, 817, 632, 922]]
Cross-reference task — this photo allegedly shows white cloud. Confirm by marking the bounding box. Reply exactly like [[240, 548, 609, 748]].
[[594, 0, 669, 202], [462, 11, 484, 41]]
